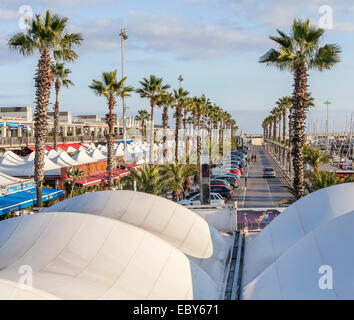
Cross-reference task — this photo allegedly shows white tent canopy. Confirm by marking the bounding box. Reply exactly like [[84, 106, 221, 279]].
[[73, 150, 96, 164], [0, 151, 24, 165], [241, 183, 354, 300], [44, 191, 233, 294], [0, 172, 26, 187], [52, 152, 80, 167], [46, 149, 59, 159], [0, 156, 62, 177], [88, 149, 106, 161], [24, 152, 35, 162], [0, 211, 220, 300]]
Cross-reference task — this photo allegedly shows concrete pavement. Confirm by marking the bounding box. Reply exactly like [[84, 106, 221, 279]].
[[232, 145, 291, 208]]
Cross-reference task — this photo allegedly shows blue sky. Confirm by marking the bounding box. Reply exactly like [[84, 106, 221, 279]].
[[0, 0, 353, 133]]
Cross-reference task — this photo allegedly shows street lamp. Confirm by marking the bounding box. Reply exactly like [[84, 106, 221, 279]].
[[120, 28, 128, 159], [178, 75, 183, 88], [324, 100, 331, 149]]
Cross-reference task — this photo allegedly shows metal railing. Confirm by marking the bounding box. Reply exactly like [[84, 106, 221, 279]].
[[0, 135, 123, 149]]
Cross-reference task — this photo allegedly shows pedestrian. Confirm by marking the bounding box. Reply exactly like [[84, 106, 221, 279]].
[[245, 175, 248, 187]]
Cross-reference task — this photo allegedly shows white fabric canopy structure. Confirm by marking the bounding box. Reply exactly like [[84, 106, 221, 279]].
[[0, 151, 24, 165], [0, 172, 26, 187], [52, 152, 80, 167], [66, 146, 77, 153], [242, 183, 354, 300], [44, 191, 233, 296], [23, 152, 35, 162], [73, 150, 96, 164], [0, 211, 220, 300], [0, 156, 62, 177], [88, 149, 106, 161], [46, 149, 59, 159]]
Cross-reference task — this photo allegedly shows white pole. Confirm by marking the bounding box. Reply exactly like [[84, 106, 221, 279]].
[[120, 28, 128, 161]]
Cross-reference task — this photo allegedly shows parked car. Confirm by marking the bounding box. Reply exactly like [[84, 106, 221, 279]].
[[185, 191, 199, 199], [263, 167, 276, 178], [211, 185, 233, 200], [210, 179, 231, 189], [213, 175, 239, 188], [178, 192, 225, 206]]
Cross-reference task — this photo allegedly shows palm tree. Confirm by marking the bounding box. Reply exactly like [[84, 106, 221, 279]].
[[66, 166, 86, 198], [305, 170, 338, 193], [89, 70, 133, 189], [123, 167, 171, 195], [276, 96, 292, 144], [173, 87, 189, 163], [157, 92, 175, 163], [136, 75, 170, 165], [160, 162, 197, 201], [260, 18, 341, 198], [135, 109, 150, 140], [303, 144, 331, 172], [51, 62, 74, 151], [276, 96, 293, 166], [8, 10, 83, 207]]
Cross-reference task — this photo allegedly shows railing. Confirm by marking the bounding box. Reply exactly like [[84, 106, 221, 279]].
[[264, 140, 293, 187], [0, 135, 123, 149]]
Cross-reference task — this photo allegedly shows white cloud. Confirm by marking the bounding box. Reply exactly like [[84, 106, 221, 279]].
[[0, 8, 20, 21], [128, 12, 267, 59]]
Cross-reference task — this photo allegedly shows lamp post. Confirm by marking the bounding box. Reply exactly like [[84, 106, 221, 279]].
[[324, 100, 331, 150], [178, 75, 183, 88], [120, 28, 128, 159]]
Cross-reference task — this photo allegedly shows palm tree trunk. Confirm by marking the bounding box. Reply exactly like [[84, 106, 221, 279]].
[[183, 108, 188, 158], [141, 120, 145, 141], [219, 120, 223, 156], [175, 105, 182, 163], [288, 106, 293, 175], [282, 109, 286, 167], [149, 99, 155, 165], [34, 49, 52, 208], [292, 63, 308, 198], [162, 105, 168, 162], [54, 79, 60, 151], [106, 95, 115, 189], [197, 115, 201, 165]]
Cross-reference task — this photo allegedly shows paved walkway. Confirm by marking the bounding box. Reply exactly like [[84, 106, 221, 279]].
[[232, 146, 291, 208]]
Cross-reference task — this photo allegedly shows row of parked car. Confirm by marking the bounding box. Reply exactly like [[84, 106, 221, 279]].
[[178, 148, 248, 206]]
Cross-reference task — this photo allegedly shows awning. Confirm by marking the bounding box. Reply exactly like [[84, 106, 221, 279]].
[[74, 169, 130, 187], [6, 123, 21, 128], [0, 188, 64, 216], [28, 144, 87, 152], [24, 187, 64, 202]]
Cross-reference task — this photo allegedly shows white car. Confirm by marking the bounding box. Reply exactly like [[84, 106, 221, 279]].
[[178, 193, 225, 206]]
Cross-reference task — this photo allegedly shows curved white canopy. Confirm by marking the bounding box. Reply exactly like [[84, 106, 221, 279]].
[[242, 183, 354, 300], [44, 191, 232, 291], [0, 212, 219, 300]]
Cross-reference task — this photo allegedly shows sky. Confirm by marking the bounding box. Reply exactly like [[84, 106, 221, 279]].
[[0, 0, 353, 134]]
